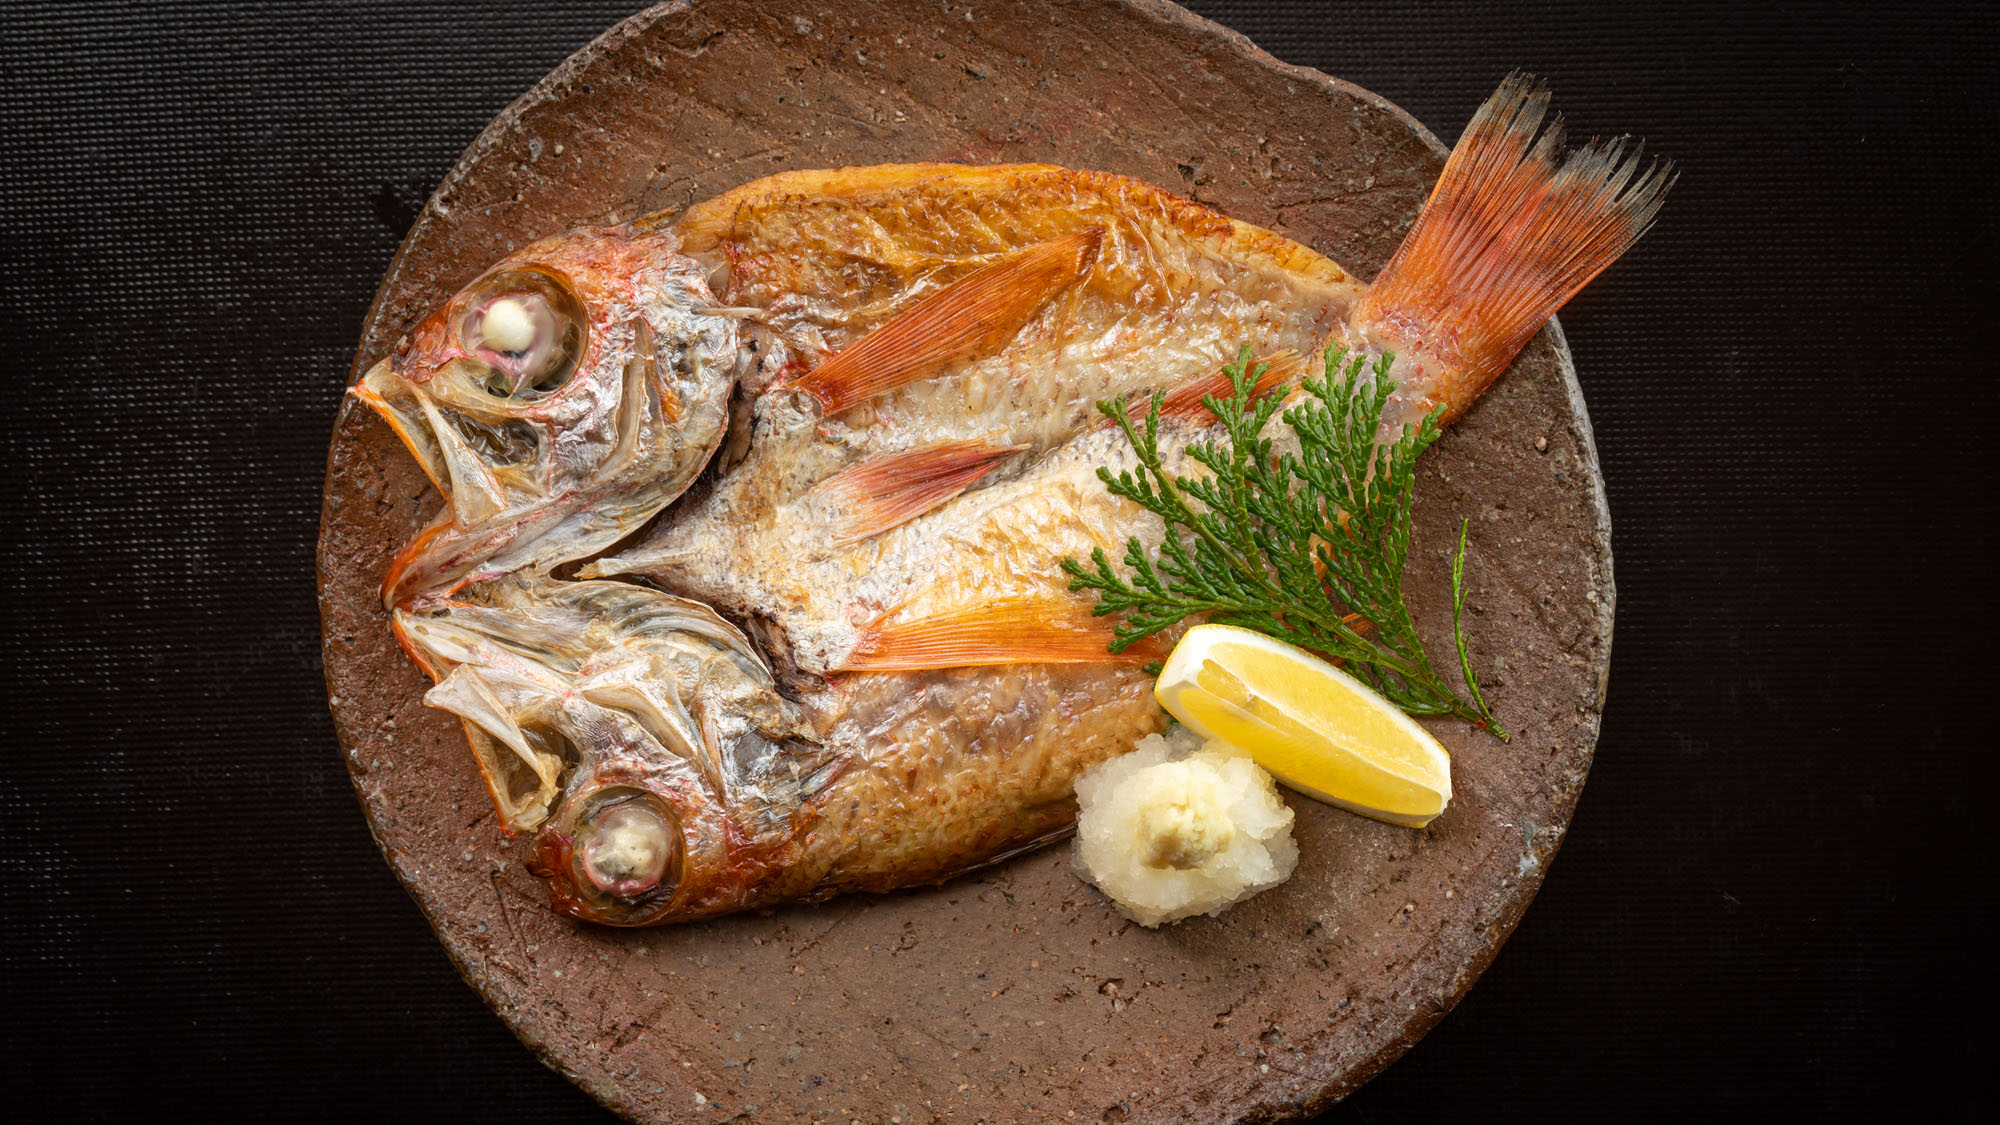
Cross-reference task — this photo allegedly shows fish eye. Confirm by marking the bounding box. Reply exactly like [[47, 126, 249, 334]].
[[570, 788, 682, 903], [460, 268, 586, 399]]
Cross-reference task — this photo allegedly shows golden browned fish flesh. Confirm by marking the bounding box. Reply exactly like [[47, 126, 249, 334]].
[[353, 75, 1668, 925]]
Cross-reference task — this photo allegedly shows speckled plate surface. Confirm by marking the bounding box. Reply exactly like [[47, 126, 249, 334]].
[[317, 2, 1613, 1120]]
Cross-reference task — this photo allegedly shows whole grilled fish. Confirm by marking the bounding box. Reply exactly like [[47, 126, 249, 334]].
[[353, 76, 1667, 925]]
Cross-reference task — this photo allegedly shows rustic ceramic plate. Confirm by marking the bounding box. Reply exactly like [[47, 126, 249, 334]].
[[318, 1, 1613, 1120]]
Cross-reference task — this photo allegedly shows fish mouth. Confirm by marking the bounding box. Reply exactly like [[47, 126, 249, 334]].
[[354, 357, 555, 607], [355, 357, 545, 529]]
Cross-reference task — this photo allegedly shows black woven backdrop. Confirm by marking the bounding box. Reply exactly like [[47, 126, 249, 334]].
[[3, 0, 1991, 1118]]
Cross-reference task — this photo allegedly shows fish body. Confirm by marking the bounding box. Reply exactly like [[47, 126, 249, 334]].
[[355, 76, 1667, 925]]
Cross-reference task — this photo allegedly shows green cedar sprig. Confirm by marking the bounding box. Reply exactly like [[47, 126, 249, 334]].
[[1060, 345, 1506, 739]]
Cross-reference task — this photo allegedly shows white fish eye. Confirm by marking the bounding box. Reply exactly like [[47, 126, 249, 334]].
[[482, 296, 537, 353], [460, 268, 586, 399], [571, 790, 682, 902]]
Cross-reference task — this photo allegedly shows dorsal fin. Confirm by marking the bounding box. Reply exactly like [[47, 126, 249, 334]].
[[838, 595, 1159, 672], [791, 228, 1104, 416], [814, 439, 1028, 544]]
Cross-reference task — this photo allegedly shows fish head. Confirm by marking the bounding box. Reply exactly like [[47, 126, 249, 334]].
[[354, 224, 742, 608], [396, 578, 830, 927]]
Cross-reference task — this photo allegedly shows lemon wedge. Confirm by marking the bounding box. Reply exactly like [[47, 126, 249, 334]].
[[1154, 624, 1454, 828]]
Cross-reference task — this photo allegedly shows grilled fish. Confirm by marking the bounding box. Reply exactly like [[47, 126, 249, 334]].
[[353, 76, 1667, 925]]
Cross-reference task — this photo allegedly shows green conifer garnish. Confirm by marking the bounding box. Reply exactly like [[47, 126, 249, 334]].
[[1062, 345, 1506, 739]]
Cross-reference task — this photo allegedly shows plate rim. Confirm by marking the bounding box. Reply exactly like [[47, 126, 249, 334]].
[[317, 1, 1615, 1118]]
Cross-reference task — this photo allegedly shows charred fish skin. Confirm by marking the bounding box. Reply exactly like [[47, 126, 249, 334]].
[[357, 74, 1667, 926]]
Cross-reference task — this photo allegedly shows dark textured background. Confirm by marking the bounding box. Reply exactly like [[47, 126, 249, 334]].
[[2, 0, 1991, 1118]]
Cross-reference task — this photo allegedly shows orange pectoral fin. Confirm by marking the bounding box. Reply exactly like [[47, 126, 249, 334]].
[[791, 227, 1104, 416], [1145, 349, 1307, 423], [838, 596, 1160, 672], [815, 440, 1029, 544]]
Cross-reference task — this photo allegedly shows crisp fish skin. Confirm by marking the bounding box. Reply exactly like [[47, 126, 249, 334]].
[[353, 75, 1669, 925]]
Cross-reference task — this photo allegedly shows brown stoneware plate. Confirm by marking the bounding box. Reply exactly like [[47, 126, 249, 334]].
[[317, 1, 1613, 1120]]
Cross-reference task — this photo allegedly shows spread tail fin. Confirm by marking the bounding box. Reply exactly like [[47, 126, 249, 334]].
[[1354, 73, 1673, 421]]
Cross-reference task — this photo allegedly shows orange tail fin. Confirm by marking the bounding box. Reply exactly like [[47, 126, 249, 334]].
[[1354, 73, 1672, 421], [815, 439, 1028, 544], [791, 228, 1103, 416], [839, 596, 1159, 672]]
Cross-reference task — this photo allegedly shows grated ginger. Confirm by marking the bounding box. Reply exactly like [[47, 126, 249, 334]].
[[1072, 726, 1298, 927]]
